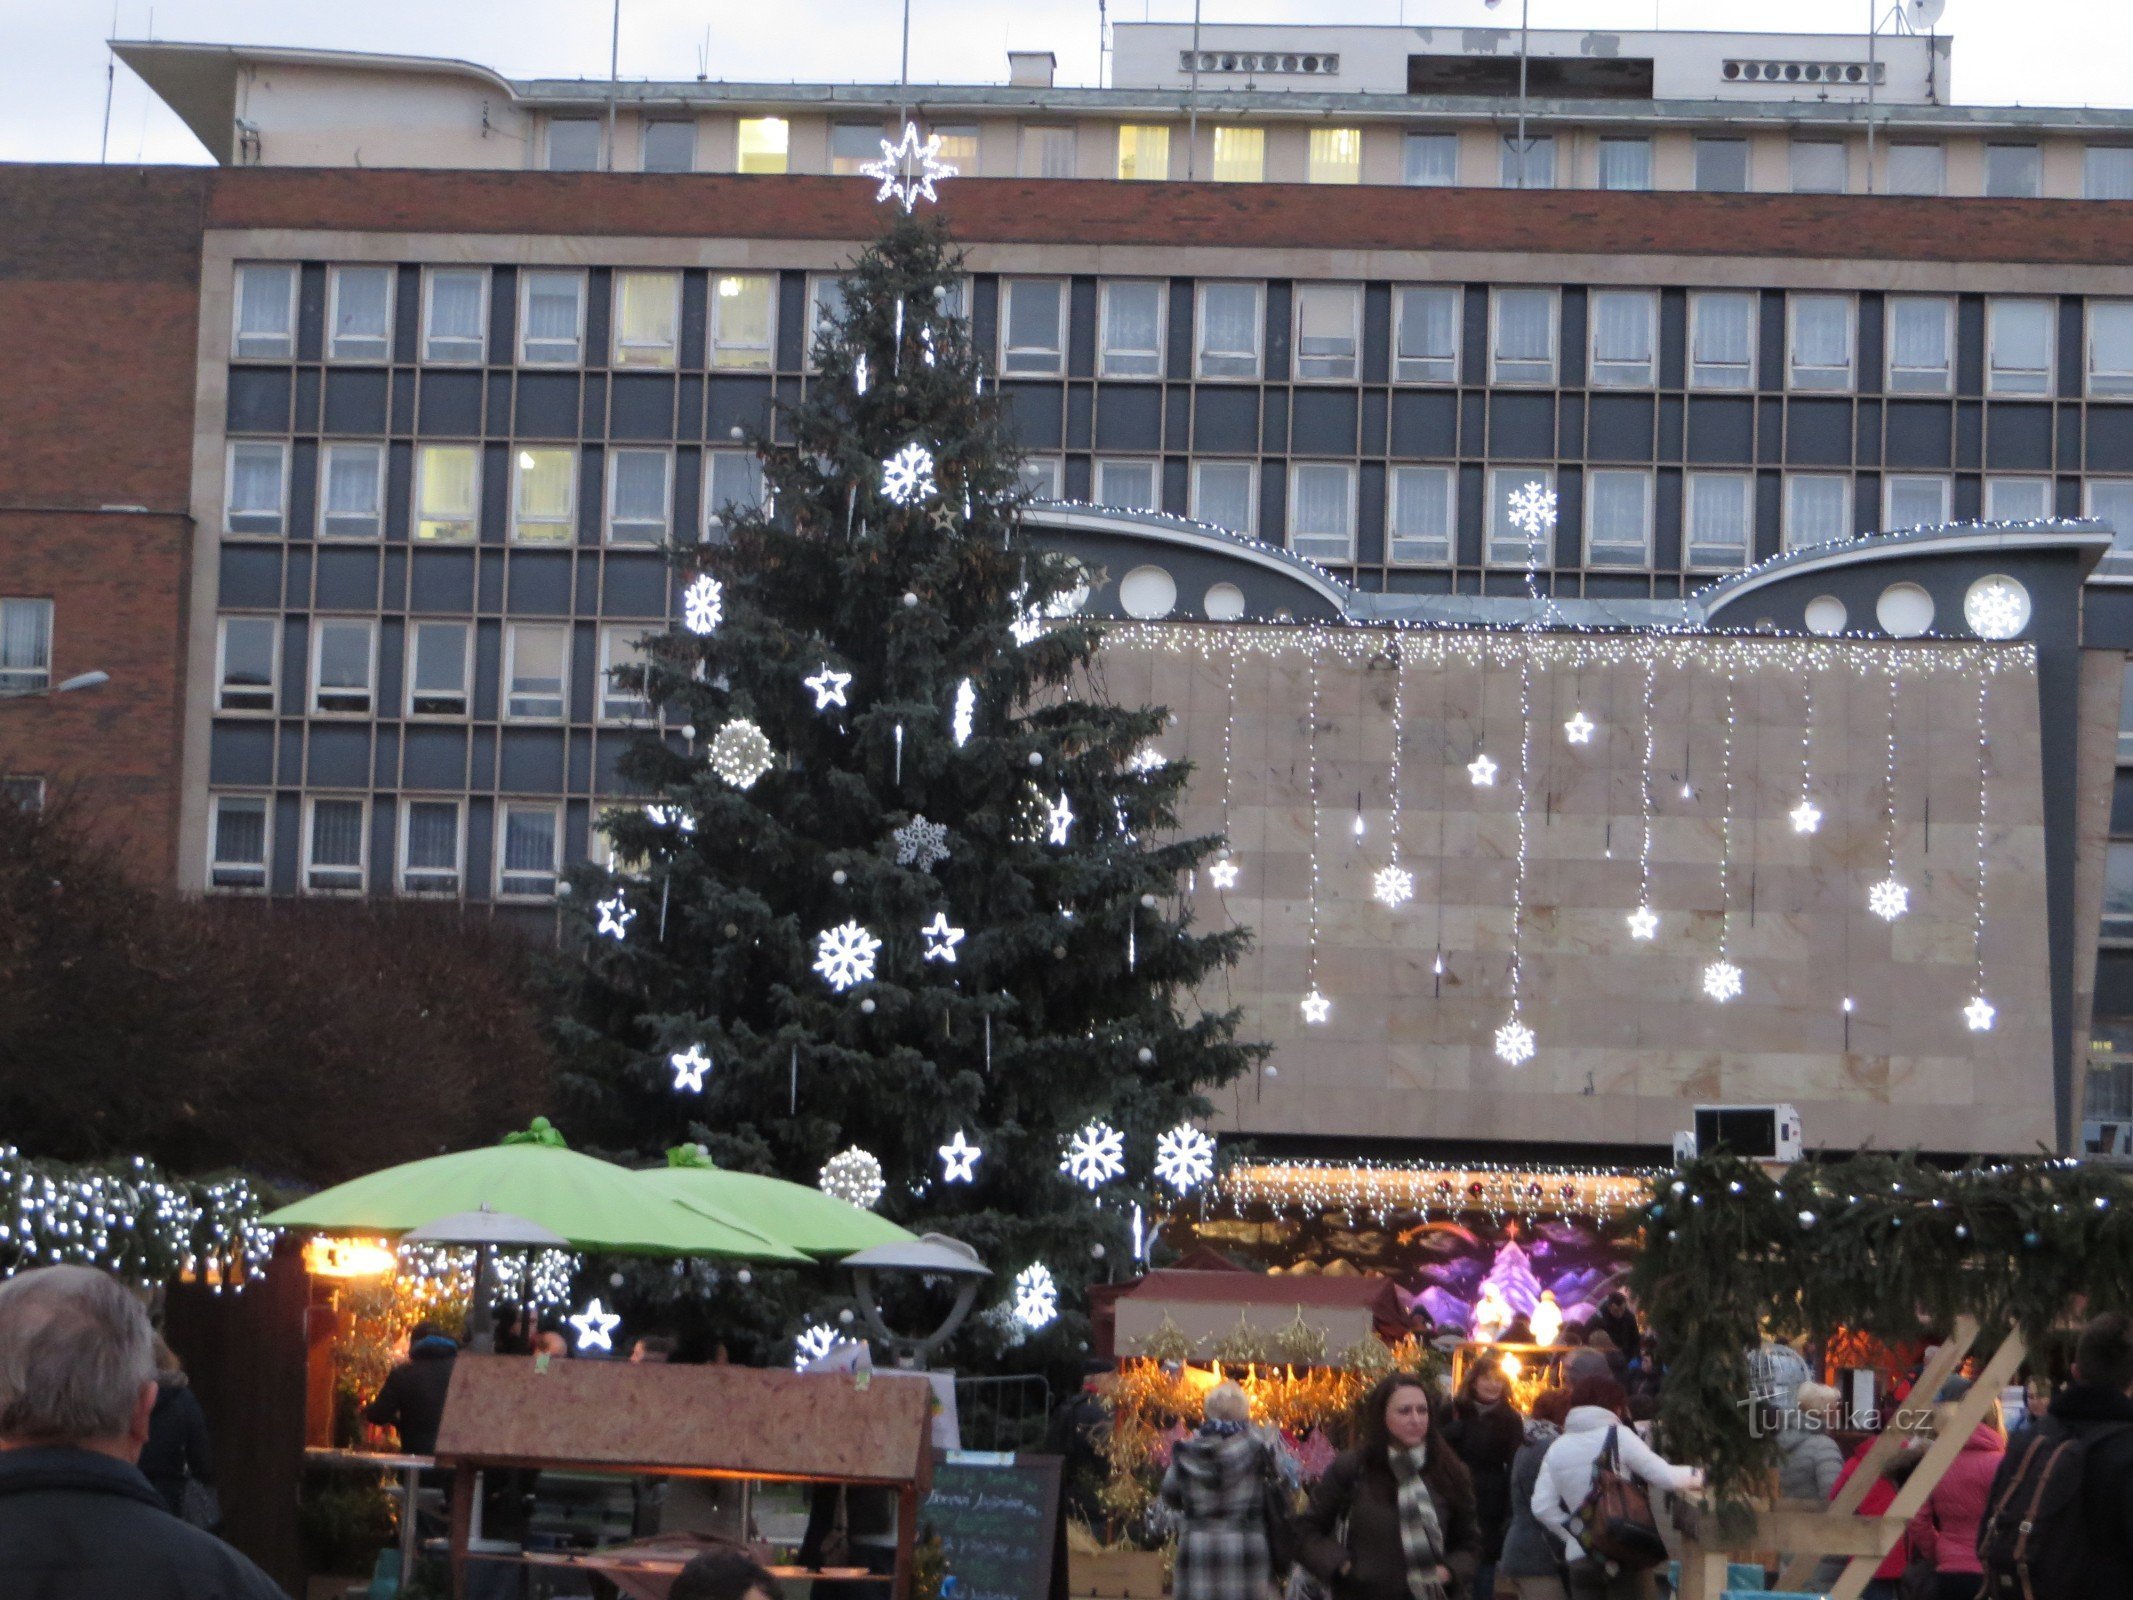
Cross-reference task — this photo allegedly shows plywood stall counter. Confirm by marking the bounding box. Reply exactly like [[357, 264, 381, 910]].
[[432, 1355, 936, 1600]]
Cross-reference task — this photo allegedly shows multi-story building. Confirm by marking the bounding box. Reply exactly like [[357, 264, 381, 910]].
[[13, 22, 2133, 1159]]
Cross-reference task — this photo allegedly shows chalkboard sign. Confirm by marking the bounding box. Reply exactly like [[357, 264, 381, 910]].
[[921, 1452, 1064, 1600]]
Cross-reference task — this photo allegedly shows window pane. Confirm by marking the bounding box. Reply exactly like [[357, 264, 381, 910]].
[[1501, 135, 1553, 188], [1590, 291, 1654, 387], [320, 443, 384, 538], [1885, 475, 1950, 529], [1790, 296, 1853, 389], [929, 125, 978, 167], [609, 450, 670, 542], [1886, 143, 1944, 196], [1984, 145, 2041, 199], [705, 451, 764, 538], [1395, 286, 1460, 382], [409, 622, 469, 715], [1985, 477, 2051, 521], [2093, 304, 2133, 396], [219, 617, 276, 711], [1586, 471, 1651, 566], [514, 449, 575, 542], [1694, 138, 1749, 193], [314, 622, 373, 712], [1686, 473, 1752, 569], [613, 272, 679, 367], [416, 445, 478, 542], [1389, 466, 1452, 564], [0, 599, 52, 692], [404, 801, 461, 885], [2088, 479, 2133, 552], [1493, 289, 1554, 383], [1887, 298, 1952, 392], [737, 117, 789, 174], [2088, 147, 2133, 201], [500, 806, 559, 896], [643, 121, 695, 173], [1690, 292, 1756, 389], [1308, 128, 1361, 185], [1117, 124, 1169, 181], [330, 266, 392, 361], [1488, 469, 1555, 566], [547, 119, 600, 171], [1198, 284, 1261, 378], [602, 629, 651, 721], [227, 443, 286, 532], [1211, 126, 1263, 183], [1790, 141, 1847, 194], [830, 122, 881, 176], [1990, 299, 2055, 395], [1404, 132, 1457, 186], [1003, 280, 1064, 373], [1191, 462, 1255, 534], [1785, 476, 1850, 548], [1294, 285, 1359, 380], [1100, 281, 1164, 377], [1018, 458, 1063, 499], [211, 796, 267, 887], [1096, 460, 1158, 511], [235, 264, 295, 359], [1022, 126, 1076, 178], [521, 271, 583, 364], [1289, 465, 1354, 561], [710, 274, 774, 368], [1597, 138, 1651, 191], [425, 269, 486, 363], [507, 625, 567, 719]]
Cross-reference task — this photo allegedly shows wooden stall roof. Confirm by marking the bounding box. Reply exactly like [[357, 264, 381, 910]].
[[433, 1356, 933, 1489], [1101, 1268, 1407, 1358]]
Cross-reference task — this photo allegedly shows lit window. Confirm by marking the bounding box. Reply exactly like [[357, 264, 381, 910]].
[[1589, 291, 1656, 388], [930, 125, 978, 168], [504, 623, 568, 720], [805, 276, 849, 369], [1018, 458, 1063, 499], [1022, 126, 1076, 178], [830, 122, 883, 176], [1501, 135, 1554, 189], [1211, 126, 1264, 183], [1597, 138, 1651, 191], [710, 273, 775, 369], [1190, 461, 1257, 534], [704, 449, 766, 540], [233, 263, 296, 360], [1984, 477, 2052, 522], [612, 271, 680, 368], [406, 621, 470, 717], [1388, 466, 1454, 565], [2087, 147, 2133, 200], [547, 118, 601, 171], [400, 798, 463, 896], [1884, 474, 1951, 530], [497, 802, 561, 899], [1886, 297, 1954, 394], [1195, 282, 1263, 379], [0, 599, 52, 696], [423, 268, 488, 365], [1490, 288, 1557, 385], [1886, 143, 1944, 196], [328, 265, 393, 362], [1000, 279, 1067, 375], [1790, 141, 1847, 195], [414, 444, 479, 543], [737, 117, 789, 175], [520, 271, 584, 365], [607, 448, 672, 544], [1788, 294, 1855, 391], [2091, 303, 2133, 397], [1403, 132, 1457, 186], [1294, 284, 1361, 382], [1783, 474, 1852, 549], [1288, 464, 1356, 563], [225, 441, 288, 535], [1308, 128, 1361, 185], [1984, 144, 2042, 199], [1685, 472, 1753, 570], [1486, 467, 1556, 567], [209, 795, 268, 891], [1117, 124, 1170, 181], [1693, 138, 1749, 193], [2086, 479, 2133, 554], [319, 442, 385, 539], [310, 619, 376, 715], [1988, 298, 2055, 396], [216, 616, 277, 712], [643, 121, 695, 173], [1099, 281, 1166, 378], [1584, 469, 1653, 567], [600, 626, 653, 723], [1393, 286, 1460, 383], [513, 448, 577, 544], [1689, 292, 1756, 390], [1095, 459, 1159, 512]]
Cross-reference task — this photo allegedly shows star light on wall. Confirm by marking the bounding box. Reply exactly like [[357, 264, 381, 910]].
[[881, 442, 937, 505], [707, 719, 776, 789], [919, 911, 966, 963], [1702, 959, 1744, 1002], [1494, 1018, 1536, 1066], [952, 679, 976, 747], [1965, 995, 1997, 1032], [1011, 1264, 1058, 1330], [1154, 1124, 1217, 1194], [1868, 877, 1910, 921], [938, 1130, 981, 1183], [668, 1043, 712, 1093], [793, 1323, 842, 1370], [860, 121, 958, 213], [1207, 856, 1240, 890], [813, 921, 882, 990], [804, 664, 852, 710], [1468, 753, 1499, 787], [1790, 798, 1823, 834], [682, 574, 724, 636], [595, 893, 635, 940], [818, 1147, 886, 1209], [1372, 866, 1415, 908], [1626, 905, 1659, 941], [568, 1298, 621, 1353], [892, 814, 951, 871], [1300, 988, 1331, 1024], [1044, 792, 1075, 846], [1563, 711, 1596, 744], [1061, 1122, 1125, 1189]]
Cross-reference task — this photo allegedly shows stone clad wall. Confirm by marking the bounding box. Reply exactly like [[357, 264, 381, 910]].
[[1103, 623, 2054, 1155]]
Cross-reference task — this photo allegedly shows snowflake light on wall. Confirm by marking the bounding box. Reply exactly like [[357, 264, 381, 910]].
[[1372, 866, 1415, 908], [881, 443, 937, 505], [707, 719, 776, 789], [1964, 577, 2029, 640], [683, 574, 724, 636], [668, 1043, 712, 1093], [860, 122, 958, 213], [818, 1147, 886, 1209], [892, 814, 950, 871], [1868, 877, 1910, 921], [1011, 1264, 1058, 1330], [1494, 1018, 1536, 1066], [1061, 1121, 1125, 1189], [812, 921, 881, 991], [1154, 1124, 1217, 1194], [1702, 959, 1744, 1002]]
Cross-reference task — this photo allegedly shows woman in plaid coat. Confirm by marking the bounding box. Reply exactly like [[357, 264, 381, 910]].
[[1162, 1382, 1281, 1600]]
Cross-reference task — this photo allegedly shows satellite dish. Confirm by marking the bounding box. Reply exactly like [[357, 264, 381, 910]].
[[1906, 0, 1946, 28]]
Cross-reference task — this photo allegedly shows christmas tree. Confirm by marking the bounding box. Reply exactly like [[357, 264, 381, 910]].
[[558, 210, 1263, 1364]]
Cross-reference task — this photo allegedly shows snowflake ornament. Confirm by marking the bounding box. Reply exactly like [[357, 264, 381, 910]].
[[813, 921, 882, 991], [1494, 1017, 1536, 1066], [1154, 1124, 1217, 1194], [1011, 1264, 1058, 1330], [1868, 877, 1910, 921], [1790, 799, 1823, 835], [1964, 995, 1997, 1032], [1009, 585, 1046, 646], [595, 893, 635, 941], [1563, 712, 1596, 745], [645, 803, 696, 835], [707, 719, 776, 789], [793, 1322, 843, 1370], [568, 1298, 621, 1353], [892, 814, 951, 871], [919, 911, 966, 964], [881, 442, 937, 505], [1702, 959, 1744, 1002], [1300, 988, 1332, 1025], [683, 574, 724, 636], [1965, 577, 2028, 640], [804, 664, 852, 711], [860, 121, 958, 213], [939, 1130, 982, 1183], [1626, 905, 1659, 941], [819, 1147, 886, 1209], [1372, 866, 1415, 908], [1507, 480, 1559, 539], [951, 679, 976, 748], [1124, 746, 1167, 774], [1061, 1121, 1125, 1190], [668, 1043, 712, 1093], [1468, 753, 1499, 787], [1207, 857, 1240, 890], [1044, 792, 1075, 847]]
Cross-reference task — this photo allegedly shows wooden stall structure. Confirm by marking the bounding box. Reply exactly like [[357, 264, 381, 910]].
[[432, 1355, 935, 1600]]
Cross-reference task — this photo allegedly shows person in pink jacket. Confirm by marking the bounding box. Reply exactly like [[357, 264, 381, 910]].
[[1905, 1380, 2006, 1600]]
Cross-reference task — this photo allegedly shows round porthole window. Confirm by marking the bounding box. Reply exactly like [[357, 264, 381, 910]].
[[1803, 595, 1848, 636], [1963, 574, 2031, 639], [1202, 582, 1247, 621], [1875, 582, 1935, 638], [1119, 565, 1178, 620]]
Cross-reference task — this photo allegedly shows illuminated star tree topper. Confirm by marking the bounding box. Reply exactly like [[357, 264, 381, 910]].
[[860, 121, 958, 213]]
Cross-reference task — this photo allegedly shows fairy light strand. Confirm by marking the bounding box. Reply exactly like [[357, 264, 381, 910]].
[[1969, 675, 1996, 1032], [1301, 632, 1328, 1023]]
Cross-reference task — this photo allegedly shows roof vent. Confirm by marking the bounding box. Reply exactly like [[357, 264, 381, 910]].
[[1008, 50, 1056, 89]]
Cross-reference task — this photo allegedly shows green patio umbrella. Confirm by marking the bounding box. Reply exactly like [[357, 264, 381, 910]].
[[266, 1119, 810, 1262], [635, 1144, 918, 1259]]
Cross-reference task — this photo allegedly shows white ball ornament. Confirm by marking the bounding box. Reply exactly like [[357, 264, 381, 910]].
[[1798, 1211, 1818, 1229], [1264, 1065, 1279, 1079], [1137, 1047, 1155, 1065], [1091, 1243, 1106, 1259], [728, 425, 744, 440], [1027, 751, 1044, 767], [610, 1271, 625, 1288], [1140, 893, 1157, 909], [902, 592, 920, 609], [737, 1269, 752, 1285], [682, 725, 697, 740], [838, 1309, 855, 1325], [860, 998, 877, 1014], [1671, 1181, 1687, 1196], [832, 869, 848, 886]]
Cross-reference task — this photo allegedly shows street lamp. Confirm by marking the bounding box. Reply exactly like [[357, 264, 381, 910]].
[[1, 670, 109, 704], [843, 1234, 992, 1368]]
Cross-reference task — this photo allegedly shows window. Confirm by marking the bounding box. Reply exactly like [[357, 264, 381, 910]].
[[504, 623, 568, 720], [1589, 291, 1656, 388], [406, 620, 471, 717], [233, 263, 296, 359], [1000, 279, 1067, 375], [1788, 294, 1855, 390], [497, 802, 561, 899], [1694, 138, 1749, 193], [0, 599, 52, 695], [2087, 147, 2133, 201], [1293, 284, 1361, 381], [225, 441, 288, 535], [1288, 464, 1356, 563], [1021, 126, 1076, 178], [709, 273, 774, 369], [1988, 298, 2056, 396], [1392, 286, 1460, 383], [1984, 144, 2042, 199], [704, 450, 765, 538], [643, 120, 695, 173], [1191, 461, 1257, 534], [1196, 282, 1264, 379], [423, 268, 488, 364], [1884, 473, 1951, 530], [1791, 141, 1847, 194], [830, 122, 882, 176], [1388, 466, 1454, 564], [319, 442, 385, 539], [1886, 142, 1944, 196], [1783, 473, 1851, 549], [310, 619, 376, 715], [1117, 125, 1170, 181], [2091, 302, 2133, 396], [1095, 459, 1159, 511], [414, 444, 479, 543], [1490, 288, 1557, 385], [1690, 292, 1757, 389], [737, 117, 789, 174], [1501, 135, 1554, 189], [1886, 297, 1954, 393], [512, 448, 576, 544], [216, 616, 277, 712], [607, 448, 671, 544], [600, 626, 652, 722], [929, 125, 978, 168], [1597, 137, 1652, 191], [1685, 471, 1753, 570], [2109, 842, 2133, 937], [547, 118, 601, 171], [1017, 457, 1063, 499], [805, 276, 849, 369], [1584, 470, 1653, 567], [2087, 479, 2133, 553], [1211, 127, 1264, 183], [592, 808, 650, 877], [1099, 281, 1166, 378], [1308, 128, 1362, 185], [1487, 467, 1556, 567], [209, 795, 268, 890], [1985, 476, 2052, 522], [519, 271, 584, 365], [400, 799, 463, 896], [327, 265, 393, 362], [1403, 132, 1457, 186], [612, 271, 680, 368]]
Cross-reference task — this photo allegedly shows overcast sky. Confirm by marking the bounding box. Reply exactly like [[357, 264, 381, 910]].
[[6, 0, 2128, 165]]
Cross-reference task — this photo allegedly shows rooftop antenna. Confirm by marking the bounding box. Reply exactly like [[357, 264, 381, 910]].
[[1098, 0, 1108, 90], [900, 0, 912, 126], [696, 26, 709, 83]]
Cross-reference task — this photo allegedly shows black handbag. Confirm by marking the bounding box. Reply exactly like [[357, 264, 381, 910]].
[[1262, 1460, 1299, 1576]]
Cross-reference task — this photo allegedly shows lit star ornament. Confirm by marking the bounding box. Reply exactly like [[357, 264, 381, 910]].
[[919, 911, 966, 964], [595, 893, 635, 941], [804, 664, 852, 711], [707, 719, 776, 789], [1494, 1018, 1537, 1066], [1207, 856, 1240, 890], [682, 574, 724, 636], [568, 1298, 621, 1353], [1011, 1264, 1058, 1330], [881, 442, 937, 505], [1373, 866, 1415, 908], [1790, 799, 1823, 835], [793, 1323, 841, 1370], [1626, 905, 1659, 941], [1468, 753, 1499, 787], [1965, 995, 1997, 1032], [860, 121, 958, 213], [892, 814, 950, 871], [1868, 877, 1910, 921], [1300, 988, 1332, 1024], [668, 1043, 712, 1093], [813, 921, 882, 991], [1154, 1124, 1217, 1194], [938, 1130, 982, 1183], [1702, 959, 1744, 1002], [1044, 792, 1075, 847], [1563, 711, 1596, 745], [1061, 1122, 1126, 1189]]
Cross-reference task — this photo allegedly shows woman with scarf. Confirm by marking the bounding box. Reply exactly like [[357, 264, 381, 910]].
[[1162, 1382, 1285, 1600], [1296, 1372, 1481, 1600]]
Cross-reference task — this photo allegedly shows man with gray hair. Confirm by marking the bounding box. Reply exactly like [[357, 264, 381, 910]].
[[0, 1264, 288, 1598]]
